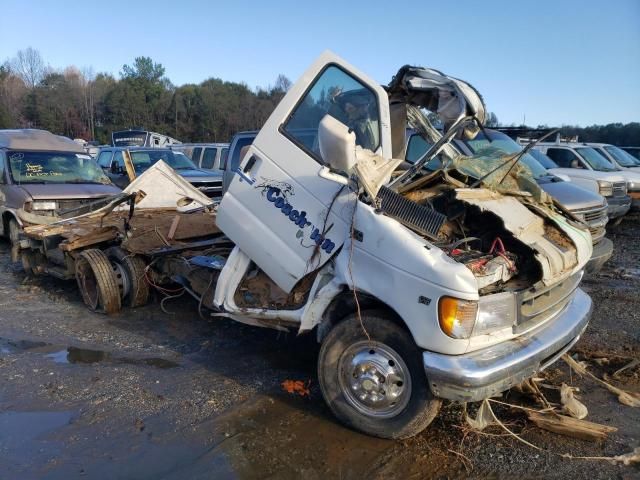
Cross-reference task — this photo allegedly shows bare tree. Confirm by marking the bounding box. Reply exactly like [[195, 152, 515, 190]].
[[12, 47, 46, 89], [81, 67, 96, 139], [274, 74, 292, 93]]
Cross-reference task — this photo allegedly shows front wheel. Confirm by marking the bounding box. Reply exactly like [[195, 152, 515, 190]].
[[318, 310, 441, 439]]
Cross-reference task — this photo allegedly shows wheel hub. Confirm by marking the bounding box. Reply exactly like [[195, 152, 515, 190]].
[[111, 261, 131, 298], [339, 341, 411, 418]]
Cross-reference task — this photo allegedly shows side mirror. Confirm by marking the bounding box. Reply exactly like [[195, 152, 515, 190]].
[[318, 114, 357, 173]]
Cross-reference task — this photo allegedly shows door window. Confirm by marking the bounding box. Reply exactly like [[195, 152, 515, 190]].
[[191, 147, 202, 164], [113, 151, 125, 168], [229, 137, 254, 172], [546, 148, 579, 168], [283, 65, 380, 162], [220, 148, 229, 170], [97, 151, 112, 168], [201, 148, 217, 169], [0, 153, 5, 183]]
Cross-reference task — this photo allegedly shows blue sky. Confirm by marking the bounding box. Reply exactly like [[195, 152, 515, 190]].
[[1, 0, 638, 126]]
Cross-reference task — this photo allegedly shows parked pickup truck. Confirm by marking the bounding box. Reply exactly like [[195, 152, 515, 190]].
[[21, 53, 593, 440], [96, 147, 223, 199]]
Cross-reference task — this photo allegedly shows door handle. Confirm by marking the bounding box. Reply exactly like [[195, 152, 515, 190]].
[[243, 155, 257, 173]]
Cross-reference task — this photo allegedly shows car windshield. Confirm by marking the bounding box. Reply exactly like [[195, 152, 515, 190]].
[[604, 145, 640, 167], [529, 149, 559, 169], [129, 150, 197, 173], [463, 131, 549, 179], [8, 150, 112, 185], [575, 147, 616, 171]]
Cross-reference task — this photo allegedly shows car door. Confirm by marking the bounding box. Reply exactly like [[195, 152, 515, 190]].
[[216, 51, 391, 292], [108, 151, 130, 189]]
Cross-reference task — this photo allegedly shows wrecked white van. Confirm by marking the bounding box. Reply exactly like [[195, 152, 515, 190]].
[[21, 51, 593, 440], [213, 52, 593, 438]]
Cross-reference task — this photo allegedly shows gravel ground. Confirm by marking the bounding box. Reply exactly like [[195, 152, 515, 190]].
[[0, 214, 638, 479]]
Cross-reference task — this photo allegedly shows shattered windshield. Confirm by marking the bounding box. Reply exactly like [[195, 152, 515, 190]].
[[604, 145, 640, 167], [129, 150, 198, 173], [8, 150, 112, 185], [463, 131, 549, 179], [575, 147, 617, 171]]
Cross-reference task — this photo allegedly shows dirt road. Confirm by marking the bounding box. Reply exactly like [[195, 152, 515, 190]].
[[0, 215, 638, 479]]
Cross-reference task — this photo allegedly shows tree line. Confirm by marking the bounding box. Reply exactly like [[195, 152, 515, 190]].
[[0, 48, 290, 144], [0, 47, 637, 147]]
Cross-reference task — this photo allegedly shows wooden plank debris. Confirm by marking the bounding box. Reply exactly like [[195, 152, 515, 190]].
[[527, 411, 617, 442]]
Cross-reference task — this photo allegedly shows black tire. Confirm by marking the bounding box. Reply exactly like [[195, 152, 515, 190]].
[[318, 310, 441, 439], [8, 217, 19, 244], [20, 250, 45, 275], [104, 247, 149, 308], [75, 249, 121, 314]]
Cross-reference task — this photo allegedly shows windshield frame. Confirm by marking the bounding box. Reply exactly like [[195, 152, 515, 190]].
[[604, 145, 640, 167], [575, 147, 616, 171], [7, 149, 112, 185], [127, 149, 198, 173]]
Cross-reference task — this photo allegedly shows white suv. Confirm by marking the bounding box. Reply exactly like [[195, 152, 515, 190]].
[[526, 142, 632, 219]]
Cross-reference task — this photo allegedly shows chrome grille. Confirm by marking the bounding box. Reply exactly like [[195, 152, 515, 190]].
[[571, 204, 607, 244], [612, 182, 627, 197], [514, 272, 582, 333], [191, 181, 223, 199], [57, 198, 108, 211]]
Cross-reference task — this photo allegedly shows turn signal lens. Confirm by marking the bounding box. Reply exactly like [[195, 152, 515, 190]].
[[438, 297, 478, 339]]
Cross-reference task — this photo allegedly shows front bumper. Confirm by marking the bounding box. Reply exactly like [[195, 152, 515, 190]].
[[422, 288, 592, 402], [606, 195, 631, 218], [585, 237, 613, 274]]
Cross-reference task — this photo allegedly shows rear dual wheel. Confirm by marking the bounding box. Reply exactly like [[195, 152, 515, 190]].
[[75, 247, 149, 314], [76, 249, 121, 314], [104, 247, 149, 308]]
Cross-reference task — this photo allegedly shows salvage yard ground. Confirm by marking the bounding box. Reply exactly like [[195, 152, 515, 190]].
[[0, 215, 639, 479]]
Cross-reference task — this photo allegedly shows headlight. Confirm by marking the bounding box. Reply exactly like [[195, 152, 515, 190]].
[[438, 297, 478, 339], [474, 292, 517, 336], [31, 201, 57, 211], [597, 180, 613, 196]]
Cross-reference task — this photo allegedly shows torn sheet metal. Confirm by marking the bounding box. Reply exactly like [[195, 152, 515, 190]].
[[388, 65, 486, 139], [454, 189, 590, 286], [353, 147, 405, 199], [120, 160, 213, 211]]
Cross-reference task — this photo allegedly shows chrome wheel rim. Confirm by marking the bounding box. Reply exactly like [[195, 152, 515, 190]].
[[338, 341, 411, 418]]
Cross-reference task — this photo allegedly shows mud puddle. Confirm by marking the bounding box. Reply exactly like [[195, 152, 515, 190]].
[[0, 337, 180, 369], [0, 410, 74, 475], [177, 394, 461, 479]]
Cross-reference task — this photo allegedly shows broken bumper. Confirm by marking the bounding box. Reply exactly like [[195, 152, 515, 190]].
[[585, 237, 613, 274], [606, 195, 631, 218], [422, 288, 592, 402]]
